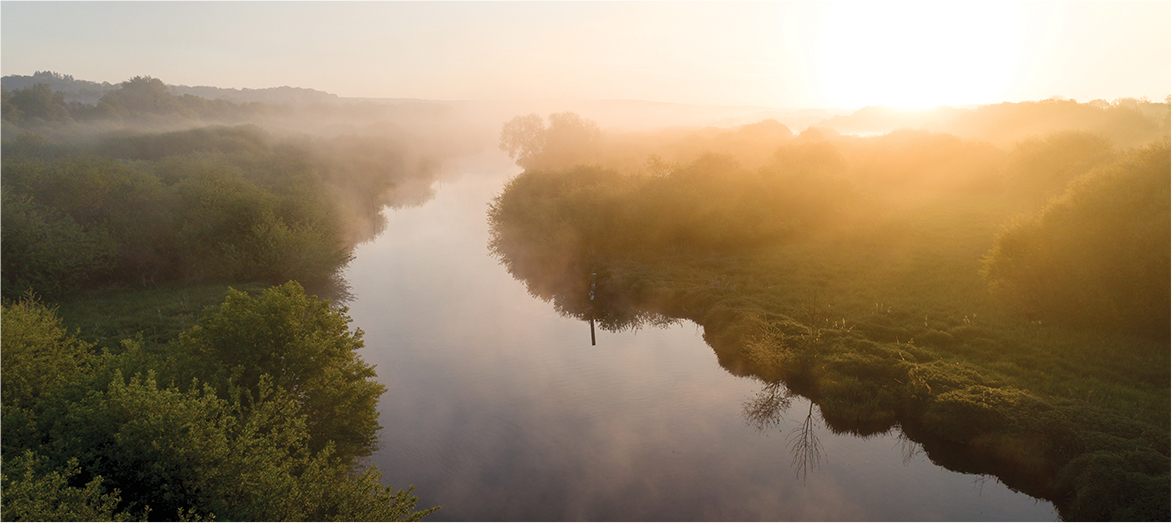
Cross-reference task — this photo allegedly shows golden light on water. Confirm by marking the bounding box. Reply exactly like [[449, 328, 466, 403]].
[[814, 1, 1025, 108]]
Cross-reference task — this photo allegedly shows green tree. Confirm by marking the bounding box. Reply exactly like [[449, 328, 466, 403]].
[[39, 371, 429, 521], [5, 84, 72, 124], [499, 113, 547, 169], [1, 290, 436, 521], [0, 297, 101, 455], [2, 87, 22, 122], [174, 282, 385, 466], [499, 112, 602, 170], [99, 76, 189, 119], [1, 451, 131, 522], [1004, 131, 1116, 201], [0, 188, 118, 300], [983, 138, 1171, 335]]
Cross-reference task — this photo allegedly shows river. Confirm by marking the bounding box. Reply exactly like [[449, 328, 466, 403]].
[[343, 152, 1059, 521]]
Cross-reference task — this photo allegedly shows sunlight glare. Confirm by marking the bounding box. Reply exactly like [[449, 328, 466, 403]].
[[815, 1, 1024, 109]]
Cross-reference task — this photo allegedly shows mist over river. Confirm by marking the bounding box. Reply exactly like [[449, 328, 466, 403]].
[[342, 152, 1059, 521]]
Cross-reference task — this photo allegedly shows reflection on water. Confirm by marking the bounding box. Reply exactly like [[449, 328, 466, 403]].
[[743, 380, 827, 481], [342, 153, 1058, 521], [789, 401, 826, 482]]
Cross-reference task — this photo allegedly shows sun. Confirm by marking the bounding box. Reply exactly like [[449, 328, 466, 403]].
[[814, 1, 1024, 109]]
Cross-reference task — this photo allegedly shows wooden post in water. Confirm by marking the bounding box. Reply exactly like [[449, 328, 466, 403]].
[[589, 272, 597, 346]]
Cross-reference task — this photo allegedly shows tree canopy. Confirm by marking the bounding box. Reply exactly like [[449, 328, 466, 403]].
[[1, 284, 436, 521]]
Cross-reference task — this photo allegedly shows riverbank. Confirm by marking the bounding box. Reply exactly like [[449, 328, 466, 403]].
[[487, 152, 1170, 520]]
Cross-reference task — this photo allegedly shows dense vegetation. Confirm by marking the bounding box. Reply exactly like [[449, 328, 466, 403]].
[[1, 122, 444, 302], [1, 78, 452, 520], [490, 106, 1170, 520], [1, 284, 435, 521]]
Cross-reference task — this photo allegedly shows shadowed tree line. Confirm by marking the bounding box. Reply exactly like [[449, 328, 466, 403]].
[[2, 76, 272, 126]]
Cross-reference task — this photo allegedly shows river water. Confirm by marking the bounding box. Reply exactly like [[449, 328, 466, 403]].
[[343, 152, 1059, 521]]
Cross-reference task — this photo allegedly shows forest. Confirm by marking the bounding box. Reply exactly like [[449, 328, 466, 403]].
[[1, 77, 458, 520], [489, 104, 1170, 520]]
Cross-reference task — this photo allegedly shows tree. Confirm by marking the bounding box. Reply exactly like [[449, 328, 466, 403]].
[[2, 87, 22, 122], [499, 112, 602, 170], [983, 138, 1171, 335], [1004, 131, 1116, 201], [36, 371, 429, 521], [0, 289, 436, 521], [541, 112, 602, 169], [1, 451, 131, 522], [174, 282, 385, 466], [0, 188, 118, 300], [499, 113, 546, 169], [5, 83, 72, 123], [99, 76, 188, 119]]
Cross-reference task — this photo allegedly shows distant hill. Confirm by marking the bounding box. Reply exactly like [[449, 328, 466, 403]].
[[2, 71, 341, 106], [813, 98, 1170, 148], [168, 84, 340, 105]]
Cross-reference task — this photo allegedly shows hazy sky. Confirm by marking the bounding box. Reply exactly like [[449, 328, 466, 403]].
[[2, 1, 1168, 109]]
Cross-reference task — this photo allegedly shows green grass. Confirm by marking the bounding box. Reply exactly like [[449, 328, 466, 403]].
[[53, 281, 269, 352]]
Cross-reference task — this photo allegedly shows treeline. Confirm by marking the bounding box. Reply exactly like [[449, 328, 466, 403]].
[[1, 124, 438, 301], [494, 109, 1170, 336], [1, 71, 118, 105], [1, 283, 436, 521], [2, 76, 271, 126]]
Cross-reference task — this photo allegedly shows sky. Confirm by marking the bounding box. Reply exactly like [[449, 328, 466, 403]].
[[2, 1, 1169, 109]]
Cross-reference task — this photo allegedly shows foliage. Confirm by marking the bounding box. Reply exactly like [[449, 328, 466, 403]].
[[173, 282, 385, 466], [2, 84, 72, 124], [983, 138, 1170, 335], [1002, 130, 1117, 201], [0, 287, 436, 521], [0, 188, 118, 300], [499, 112, 602, 170], [1, 451, 132, 522], [0, 126, 397, 299], [818, 97, 1169, 149]]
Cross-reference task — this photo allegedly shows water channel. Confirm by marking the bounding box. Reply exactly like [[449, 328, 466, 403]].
[[343, 152, 1059, 521]]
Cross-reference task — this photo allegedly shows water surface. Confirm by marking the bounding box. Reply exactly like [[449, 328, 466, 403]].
[[343, 153, 1058, 521]]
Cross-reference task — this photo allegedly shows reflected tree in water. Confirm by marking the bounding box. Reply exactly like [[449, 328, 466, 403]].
[[743, 380, 794, 432], [742, 380, 825, 482], [788, 401, 825, 482]]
